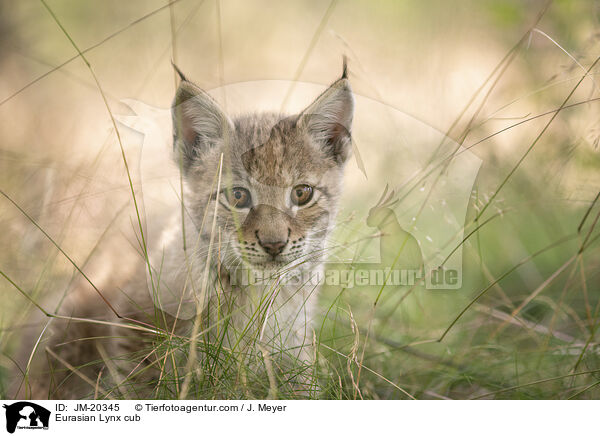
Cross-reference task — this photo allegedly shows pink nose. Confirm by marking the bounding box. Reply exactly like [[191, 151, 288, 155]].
[[259, 239, 287, 257]]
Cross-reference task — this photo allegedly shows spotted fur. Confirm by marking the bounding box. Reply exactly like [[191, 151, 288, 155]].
[[14, 66, 354, 399]]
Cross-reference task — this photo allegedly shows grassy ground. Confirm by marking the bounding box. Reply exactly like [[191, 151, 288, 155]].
[[1, 0, 600, 399]]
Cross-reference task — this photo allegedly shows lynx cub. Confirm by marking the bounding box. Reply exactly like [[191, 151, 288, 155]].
[[16, 64, 354, 399]]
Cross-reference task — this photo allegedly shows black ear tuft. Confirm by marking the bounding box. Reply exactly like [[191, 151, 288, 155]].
[[171, 61, 188, 82], [341, 55, 348, 79]]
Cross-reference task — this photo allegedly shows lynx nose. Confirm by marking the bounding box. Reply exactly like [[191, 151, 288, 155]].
[[247, 206, 292, 258], [258, 238, 287, 257]]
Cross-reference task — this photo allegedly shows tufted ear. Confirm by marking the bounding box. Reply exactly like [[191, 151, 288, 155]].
[[298, 72, 354, 165], [171, 74, 233, 173]]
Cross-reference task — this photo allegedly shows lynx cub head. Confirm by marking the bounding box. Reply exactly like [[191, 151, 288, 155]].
[[172, 68, 353, 271]]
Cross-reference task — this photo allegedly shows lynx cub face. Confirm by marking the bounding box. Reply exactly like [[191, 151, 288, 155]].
[[172, 69, 354, 273], [11, 68, 355, 400]]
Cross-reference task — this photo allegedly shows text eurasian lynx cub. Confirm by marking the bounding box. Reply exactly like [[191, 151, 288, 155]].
[[15, 64, 354, 399]]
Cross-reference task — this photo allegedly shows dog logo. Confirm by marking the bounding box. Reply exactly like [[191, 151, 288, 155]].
[[3, 402, 50, 434]]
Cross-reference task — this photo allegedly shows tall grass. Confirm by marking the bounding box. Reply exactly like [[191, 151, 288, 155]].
[[1, 0, 600, 399]]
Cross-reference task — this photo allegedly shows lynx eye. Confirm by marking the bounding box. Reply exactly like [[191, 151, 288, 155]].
[[226, 187, 251, 209], [291, 184, 314, 206]]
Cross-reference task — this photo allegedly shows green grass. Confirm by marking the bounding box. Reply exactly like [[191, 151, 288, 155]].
[[1, 0, 600, 400]]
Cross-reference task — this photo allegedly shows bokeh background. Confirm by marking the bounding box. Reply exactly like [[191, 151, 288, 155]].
[[1, 0, 600, 399]]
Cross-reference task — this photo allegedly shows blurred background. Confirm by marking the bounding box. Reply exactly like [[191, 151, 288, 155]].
[[1, 0, 600, 399]]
